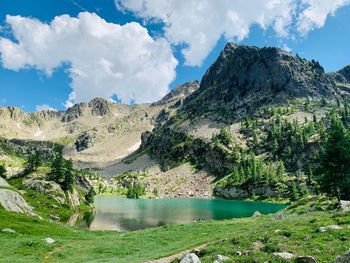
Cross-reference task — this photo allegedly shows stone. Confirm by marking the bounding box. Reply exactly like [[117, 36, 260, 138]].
[[340, 200, 350, 213], [274, 213, 285, 220], [273, 252, 296, 260], [180, 253, 201, 263], [23, 179, 66, 204], [296, 256, 317, 263], [43, 238, 55, 244], [1, 228, 16, 234], [75, 131, 95, 152], [317, 225, 343, 232], [253, 211, 261, 217], [215, 255, 230, 262], [0, 177, 10, 187], [335, 249, 350, 263], [0, 188, 35, 216], [235, 251, 242, 256]]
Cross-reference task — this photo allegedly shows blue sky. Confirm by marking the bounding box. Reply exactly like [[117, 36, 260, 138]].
[[0, 0, 350, 112]]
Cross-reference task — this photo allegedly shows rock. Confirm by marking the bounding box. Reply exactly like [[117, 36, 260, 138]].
[[215, 255, 230, 262], [340, 200, 350, 213], [75, 131, 95, 152], [235, 251, 242, 256], [253, 211, 261, 217], [88, 98, 112, 116], [0, 188, 35, 216], [296, 256, 317, 263], [65, 188, 81, 208], [180, 253, 201, 263], [43, 238, 55, 244], [0, 177, 10, 187], [317, 225, 343, 232], [23, 179, 66, 204], [273, 252, 296, 260], [1, 228, 16, 234], [253, 241, 264, 250], [62, 103, 87, 122], [335, 249, 350, 263], [274, 213, 285, 220]]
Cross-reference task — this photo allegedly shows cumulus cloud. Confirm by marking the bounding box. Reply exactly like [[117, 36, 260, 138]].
[[297, 0, 350, 34], [0, 12, 178, 106], [36, 104, 57, 112], [117, 0, 350, 66]]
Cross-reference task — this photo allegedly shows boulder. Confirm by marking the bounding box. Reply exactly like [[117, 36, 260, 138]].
[[75, 132, 95, 152], [180, 253, 201, 263], [253, 211, 261, 217], [0, 177, 10, 187], [317, 225, 343, 232], [340, 200, 350, 213], [214, 255, 230, 263], [66, 188, 81, 208], [274, 213, 285, 220], [273, 252, 296, 260], [1, 228, 16, 234], [296, 256, 317, 263], [0, 188, 35, 216], [335, 249, 350, 263], [23, 179, 66, 204]]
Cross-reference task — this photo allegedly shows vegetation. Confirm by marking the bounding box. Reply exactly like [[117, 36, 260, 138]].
[[0, 197, 349, 262], [0, 163, 6, 179]]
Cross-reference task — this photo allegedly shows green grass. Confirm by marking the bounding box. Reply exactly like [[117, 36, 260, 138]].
[[1, 197, 350, 263]]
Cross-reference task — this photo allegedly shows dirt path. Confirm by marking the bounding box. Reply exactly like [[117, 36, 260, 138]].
[[142, 244, 207, 263]]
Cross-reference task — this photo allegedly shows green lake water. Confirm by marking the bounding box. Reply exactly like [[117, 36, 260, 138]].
[[76, 196, 286, 231]]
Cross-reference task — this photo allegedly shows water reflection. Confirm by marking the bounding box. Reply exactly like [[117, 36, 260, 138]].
[[70, 196, 286, 231]]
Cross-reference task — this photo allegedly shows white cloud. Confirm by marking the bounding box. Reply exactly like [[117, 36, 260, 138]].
[[0, 12, 178, 106], [297, 0, 350, 34], [36, 104, 57, 112], [117, 0, 350, 66]]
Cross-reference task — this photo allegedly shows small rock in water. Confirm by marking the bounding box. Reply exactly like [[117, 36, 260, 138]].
[[252, 211, 261, 217], [273, 252, 296, 260], [180, 253, 201, 263], [335, 249, 350, 263], [296, 256, 317, 263], [43, 238, 55, 244], [1, 228, 16, 234]]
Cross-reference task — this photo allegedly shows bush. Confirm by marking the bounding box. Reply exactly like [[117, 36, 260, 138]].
[[0, 164, 6, 179], [126, 183, 146, 199]]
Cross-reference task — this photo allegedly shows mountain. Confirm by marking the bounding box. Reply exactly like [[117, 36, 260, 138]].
[[1, 43, 350, 200]]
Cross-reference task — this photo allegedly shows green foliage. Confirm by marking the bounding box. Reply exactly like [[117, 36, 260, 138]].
[[126, 183, 146, 199], [61, 159, 74, 191], [316, 113, 350, 201], [85, 188, 95, 204], [25, 151, 42, 173], [212, 127, 234, 147], [0, 163, 6, 179]]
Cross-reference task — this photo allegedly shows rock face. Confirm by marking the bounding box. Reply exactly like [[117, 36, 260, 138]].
[[62, 103, 87, 122], [88, 98, 112, 116], [180, 253, 201, 263], [152, 81, 200, 106], [182, 43, 338, 121], [75, 132, 95, 152], [338, 65, 350, 83], [0, 188, 35, 215], [23, 179, 66, 204]]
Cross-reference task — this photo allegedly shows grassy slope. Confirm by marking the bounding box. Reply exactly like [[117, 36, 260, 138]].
[[1, 198, 350, 263]]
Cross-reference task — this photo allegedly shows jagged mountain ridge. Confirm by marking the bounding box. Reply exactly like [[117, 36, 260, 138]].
[[181, 43, 342, 121]]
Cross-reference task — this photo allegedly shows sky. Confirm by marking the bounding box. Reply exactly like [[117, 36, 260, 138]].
[[0, 0, 350, 112]]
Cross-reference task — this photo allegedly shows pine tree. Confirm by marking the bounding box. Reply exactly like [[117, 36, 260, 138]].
[[62, 159, 74, 191], [317, 114, 350, 201], [25, 151, 42, 173]]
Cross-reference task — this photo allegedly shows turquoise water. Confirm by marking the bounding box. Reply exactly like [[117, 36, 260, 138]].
[[80, 196, 286, 231]]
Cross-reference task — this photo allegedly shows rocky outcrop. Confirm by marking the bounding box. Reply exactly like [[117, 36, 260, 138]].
[[338, 65, 350, 83], [182, 43, 338, 121], [75, 131, 95, 152], [335, 249, 350, 263], [214, 184, 280, 199], [0, 188, 35, 216], [23, 179, 66, 204], [152, 81, 200, 106], [180, 253, 201, 263], [88, 98, 112, 116], [65, 188, 81, 208], [62, 103, 87, 122]]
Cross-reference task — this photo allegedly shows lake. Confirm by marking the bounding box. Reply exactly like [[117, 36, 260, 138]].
[[71, 196, 287, 231]]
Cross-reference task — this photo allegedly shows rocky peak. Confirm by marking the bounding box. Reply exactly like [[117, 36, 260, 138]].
[[152, 81, 200, 106], [182, 43, 338, 120], [88, 98, 112, 116], [0, 107, 25, 121], [61, 103, 87, 122], [338, 65, 350, 82]]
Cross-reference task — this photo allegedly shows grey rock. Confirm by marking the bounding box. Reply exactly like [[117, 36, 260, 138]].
[[62, 103, 87, 122], [335, 249, 350, 263], [23, 179, 66, 204], [296, 256, 317, 263], [75, 131, 95, 152], [0, 188, 35, 215], [273, 252, 296, 260], [317, 225, 343, 232], [43, 237, 55, 244], [88, 98, 112, 116], [180, 253, 201, 263], [0, 177, 10, 187], [1, 228, 16, 234], [253, 211, 261, 217], [340, 200, 350, 213], [274, 213, 285, 220], [215, 255, 230, 262]]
